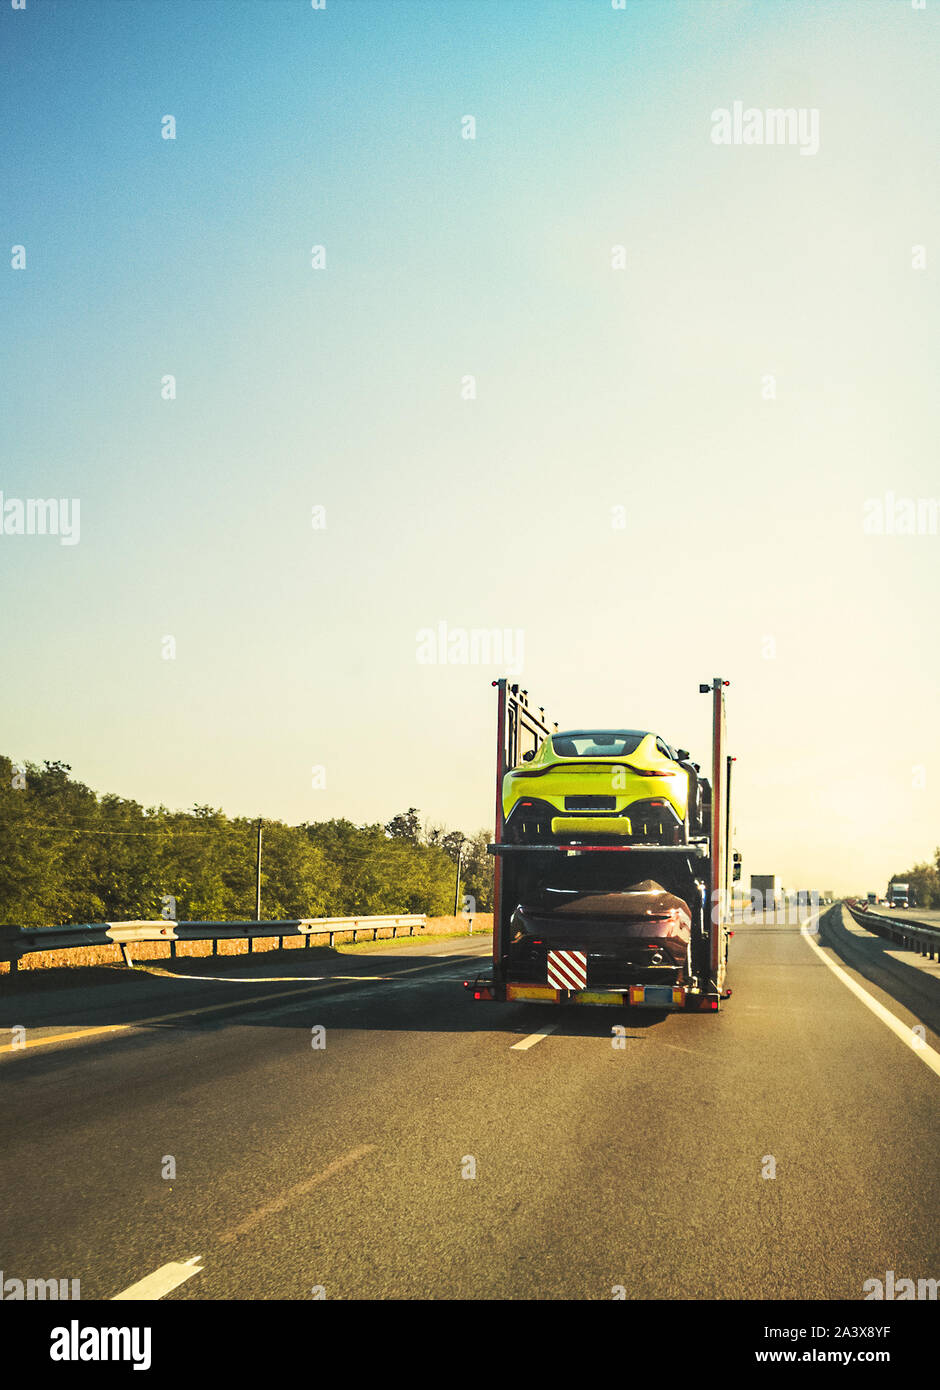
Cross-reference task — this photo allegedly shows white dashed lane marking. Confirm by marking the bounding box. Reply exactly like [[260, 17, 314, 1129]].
[[511, 1022, 560, 1051], [111, 1256, 203, 1301]]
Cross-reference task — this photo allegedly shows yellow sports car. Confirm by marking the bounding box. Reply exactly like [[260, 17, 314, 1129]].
[[502, 729, 706, 845]]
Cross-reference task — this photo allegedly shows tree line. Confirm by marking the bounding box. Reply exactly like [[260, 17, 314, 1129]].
[[888, 858, 940, 909], [0, 757, 493, 927]]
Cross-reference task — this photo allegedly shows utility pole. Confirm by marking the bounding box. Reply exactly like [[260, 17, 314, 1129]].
[[453, 843, 464, 918], [255, 818, 263, 921]]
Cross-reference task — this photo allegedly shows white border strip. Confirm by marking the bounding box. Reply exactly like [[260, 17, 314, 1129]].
[[800, 913, 940, 1079]]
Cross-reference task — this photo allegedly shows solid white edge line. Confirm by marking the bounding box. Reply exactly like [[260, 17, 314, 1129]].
[[511, 1022, 560, 1051], [800, 911, 940, 1079], [111, 1256, 203, 1301]]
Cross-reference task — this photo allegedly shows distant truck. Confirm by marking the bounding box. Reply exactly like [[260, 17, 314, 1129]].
[[751, 874, 781, 909], [888, 883, 910, 909]]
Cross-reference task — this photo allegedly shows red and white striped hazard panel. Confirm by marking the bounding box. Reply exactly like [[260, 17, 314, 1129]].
[[547, 950, 587, 991]]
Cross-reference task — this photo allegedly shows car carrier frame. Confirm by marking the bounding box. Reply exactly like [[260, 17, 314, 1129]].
[[465, 677, 737, 1013]]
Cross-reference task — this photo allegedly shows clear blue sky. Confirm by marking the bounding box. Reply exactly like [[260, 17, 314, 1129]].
[[2, 0, 938, 894]]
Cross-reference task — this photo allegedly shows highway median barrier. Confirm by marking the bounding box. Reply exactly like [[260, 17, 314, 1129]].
[[844, 902, 939, 960]]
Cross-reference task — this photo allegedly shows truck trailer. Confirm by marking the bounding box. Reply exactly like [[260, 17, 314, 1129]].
[[465, 676, 737, 1013], [750, 874, 781, 910]]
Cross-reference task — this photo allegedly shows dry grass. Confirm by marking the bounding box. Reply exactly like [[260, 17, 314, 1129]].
[[0, 913, 494, 987], [334, 915, 493, 954]]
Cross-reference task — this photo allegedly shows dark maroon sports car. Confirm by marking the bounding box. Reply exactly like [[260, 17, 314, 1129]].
[[508, 879, 695, 990]]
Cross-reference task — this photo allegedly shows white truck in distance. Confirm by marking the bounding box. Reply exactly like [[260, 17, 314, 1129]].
[[750, 874, 781, 911]]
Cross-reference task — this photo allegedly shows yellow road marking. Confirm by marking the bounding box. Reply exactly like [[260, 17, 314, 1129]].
[[136, 965, 391, 983], [219, 1146, 376, 1245]]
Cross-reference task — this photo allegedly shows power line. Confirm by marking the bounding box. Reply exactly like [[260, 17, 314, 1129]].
[[0, 820, 482, 852], [0, 822, 248, 836]]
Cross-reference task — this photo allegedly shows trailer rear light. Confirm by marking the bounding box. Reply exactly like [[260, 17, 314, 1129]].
[[465, 979, 494, 999], [471, 986, 494, 1000]]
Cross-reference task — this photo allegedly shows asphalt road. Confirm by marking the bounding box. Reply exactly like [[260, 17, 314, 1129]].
[[1, 907, 937, 1301]]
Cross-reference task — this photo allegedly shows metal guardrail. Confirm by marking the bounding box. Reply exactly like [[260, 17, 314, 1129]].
[[844, 901, 939, 960], [0, 914, 427, 972]]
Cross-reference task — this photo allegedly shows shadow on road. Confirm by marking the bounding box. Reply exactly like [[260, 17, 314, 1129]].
[[816, 905, 940, 1038], [0, 942, 683, 1052]]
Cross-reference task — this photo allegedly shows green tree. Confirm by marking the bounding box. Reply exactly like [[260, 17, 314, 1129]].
[[384, 808, 422, 843], [890, 862, 940, 910], [0, 756, 488, 927], [460, 830, 494, 912]]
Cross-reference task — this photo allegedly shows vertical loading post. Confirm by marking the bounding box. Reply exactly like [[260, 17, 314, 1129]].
[[490, 680, 557, 979], [709, 677, 730, 993]]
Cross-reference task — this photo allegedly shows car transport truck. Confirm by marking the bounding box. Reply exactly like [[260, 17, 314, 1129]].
[[465, 676, 738, 1013]]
